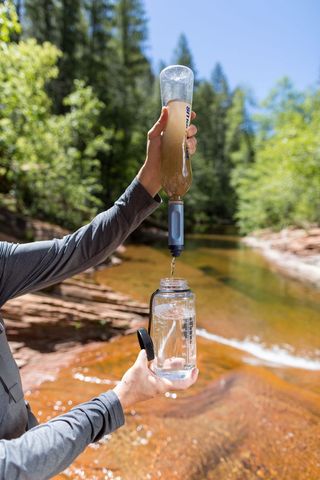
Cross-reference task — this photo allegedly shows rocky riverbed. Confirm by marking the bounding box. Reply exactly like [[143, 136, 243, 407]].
[[2, 273, 149, 391]]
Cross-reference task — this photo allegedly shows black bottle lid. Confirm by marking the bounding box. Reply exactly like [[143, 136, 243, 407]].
[[137, 328, 155, 361]]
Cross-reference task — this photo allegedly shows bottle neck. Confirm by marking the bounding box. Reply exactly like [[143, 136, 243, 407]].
[[169, 195, 182, 202], [160, 277, 189, 291]]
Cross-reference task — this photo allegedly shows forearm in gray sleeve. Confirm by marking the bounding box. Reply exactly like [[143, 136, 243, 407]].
[[0, 178, 161, 305], [0, 391, 124, 480]]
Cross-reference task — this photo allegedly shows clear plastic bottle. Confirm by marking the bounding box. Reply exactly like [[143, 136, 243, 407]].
[[149, 277, 196, 380], [160, 65, 194, 257]]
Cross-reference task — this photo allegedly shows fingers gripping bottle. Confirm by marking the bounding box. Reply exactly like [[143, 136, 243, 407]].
[[160, 65, 194, 257]]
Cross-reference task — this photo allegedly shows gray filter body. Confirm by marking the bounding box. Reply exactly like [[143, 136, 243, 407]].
[[168, 201, 184, 257]]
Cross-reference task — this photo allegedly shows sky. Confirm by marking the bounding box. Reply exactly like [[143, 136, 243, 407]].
[[143, 0, 320, 101]]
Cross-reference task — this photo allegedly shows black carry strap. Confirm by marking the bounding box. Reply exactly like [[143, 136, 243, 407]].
[[0, 317, 35, 438], [0, 371, 22, 403], [148, 289, 159, 335], [0, 318, 24, 403], [136, 328, 154, 361], [0, 354, 24, 403], [25, 401, 39, 430], [148, 287, 190, 334]]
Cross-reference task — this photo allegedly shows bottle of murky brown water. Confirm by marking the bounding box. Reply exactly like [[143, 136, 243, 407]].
[[160, 65, 194, 258], [161, 99, 192, 199]]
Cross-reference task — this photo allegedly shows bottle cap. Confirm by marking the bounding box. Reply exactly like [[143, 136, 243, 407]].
[[137, 328, 155, 361], [160, 65, 194, 105]]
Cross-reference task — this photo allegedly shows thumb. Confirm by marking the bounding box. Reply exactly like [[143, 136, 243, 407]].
[[148, 107, 168, 140], [135, 349, 148, 367]]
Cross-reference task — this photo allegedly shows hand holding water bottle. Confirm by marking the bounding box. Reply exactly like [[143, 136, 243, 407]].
[[113, 349, 198, 409]]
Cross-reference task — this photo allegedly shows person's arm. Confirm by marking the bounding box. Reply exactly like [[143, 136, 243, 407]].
[[0, 108, 174, 307], [0, 391, 124, 480], [0, 178, 160, 306], [0, 108, 197, 307], [0, 351, 198, 480]]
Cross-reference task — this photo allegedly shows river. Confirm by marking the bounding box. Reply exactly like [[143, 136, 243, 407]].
[[27, 235, 320, 479]]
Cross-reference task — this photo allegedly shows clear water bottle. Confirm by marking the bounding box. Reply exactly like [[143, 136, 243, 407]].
[[149, 278, 196, 380]]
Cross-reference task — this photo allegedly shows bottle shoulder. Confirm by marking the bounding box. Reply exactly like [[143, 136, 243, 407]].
[[153, 289, 194, 299]]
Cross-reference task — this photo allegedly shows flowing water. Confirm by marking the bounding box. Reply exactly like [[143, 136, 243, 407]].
[[26, 235, 320, 479], [170, 256, 176, 277]]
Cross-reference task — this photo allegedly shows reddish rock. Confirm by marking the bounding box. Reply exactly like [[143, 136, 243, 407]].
[[252, 226, 320, 257], [3, 275, 149, 373]]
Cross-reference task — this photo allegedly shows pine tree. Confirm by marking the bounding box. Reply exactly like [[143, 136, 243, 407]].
[[225, 87, 254, 160], [192, 64, 237, 224], [193, 81, 215, 160], [83, 0, 115, 96], [209, 63, 234, 219], [114, 0, 149, 79], [24, 0, 87, 110], [56, 0, 87, 108], [23, 0, 60, 45], [225, 87, 255, 218], [172, 33, 198, 83], [192, 80, 226, 224], [211, 62, 230, 101], [99, 0, 153, 204]]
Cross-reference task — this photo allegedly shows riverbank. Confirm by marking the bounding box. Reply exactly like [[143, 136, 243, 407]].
[[244, 226, 320, 287]]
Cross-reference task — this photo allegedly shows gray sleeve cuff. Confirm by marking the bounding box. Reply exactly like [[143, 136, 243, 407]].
[[132, 177, 162, 205], [97, 390, 125, 437], [114, 177, 161, 232], [0, 391, 126, 479]]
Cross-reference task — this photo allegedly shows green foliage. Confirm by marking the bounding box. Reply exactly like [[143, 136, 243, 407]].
[[21, 0, 154, 206], [99, 0, 154, 203], [255, 77, 305, 140], [172, 33, 198, 82], [4, 2, 316, 237], [14, 1, 249, 232], [0, 39, 109, 227], [0, 0, 20, 42], [235, 82, 320, 233]]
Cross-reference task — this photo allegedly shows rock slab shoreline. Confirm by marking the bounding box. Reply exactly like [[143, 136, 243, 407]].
[[244, 226, 320, 287]]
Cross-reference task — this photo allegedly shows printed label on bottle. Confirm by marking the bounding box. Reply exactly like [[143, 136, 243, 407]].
[[185, 104, 191, 159], [185, 105, 191, 128]]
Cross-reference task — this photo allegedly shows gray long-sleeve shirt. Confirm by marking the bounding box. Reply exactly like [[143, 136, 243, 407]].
[[0, 178, 161, 479]]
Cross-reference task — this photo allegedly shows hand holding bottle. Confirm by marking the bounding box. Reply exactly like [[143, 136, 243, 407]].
[[113, 349, 198, 409], [137, 108, 197, 198]]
